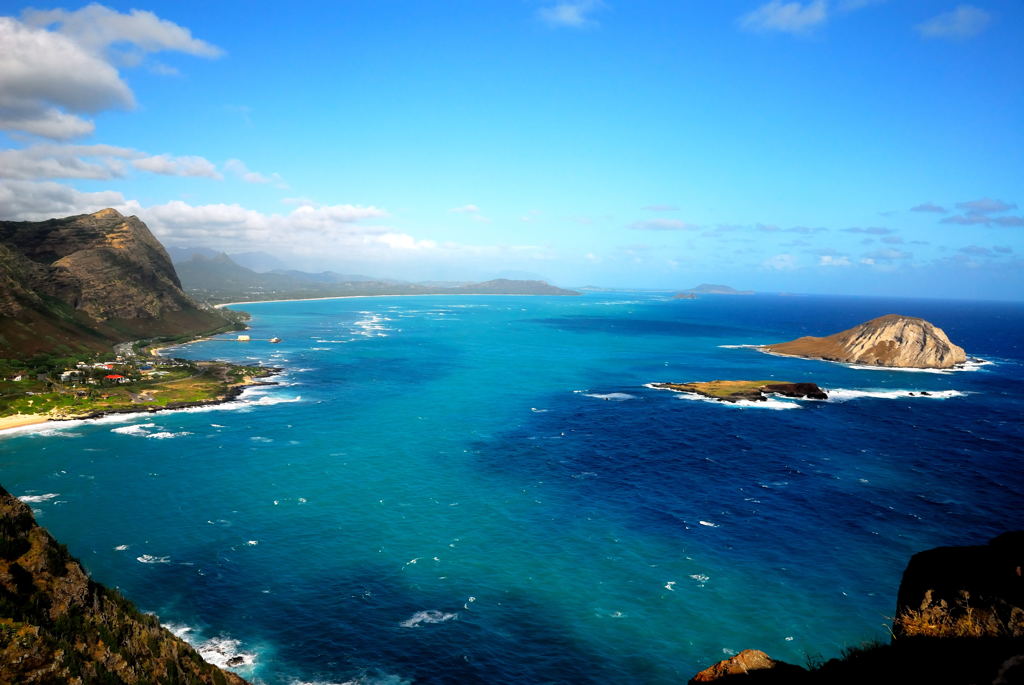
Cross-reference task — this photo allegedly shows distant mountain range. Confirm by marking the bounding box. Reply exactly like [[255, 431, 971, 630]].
[[173, 252, 579, 303], [0, 209, 233, 357]]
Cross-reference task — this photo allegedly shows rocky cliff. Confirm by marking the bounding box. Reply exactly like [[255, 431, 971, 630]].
[[0, 209, 231, 356], [763, 314, 967, 369], [687, 532, 1024, 684], [0, 485, 247, 684]]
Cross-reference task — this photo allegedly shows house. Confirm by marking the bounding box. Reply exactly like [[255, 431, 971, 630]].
[[104, 374, 129, 384], [60, 370, 83, 383]]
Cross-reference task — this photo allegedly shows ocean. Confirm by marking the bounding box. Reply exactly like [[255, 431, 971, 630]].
[[3, 292, 1023, 684]]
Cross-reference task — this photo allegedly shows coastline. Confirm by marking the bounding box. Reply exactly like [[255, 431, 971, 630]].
[[0, 375, 280, 438], [212, 292, 548, 309]]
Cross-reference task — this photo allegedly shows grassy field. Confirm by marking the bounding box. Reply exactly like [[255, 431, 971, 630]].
[[0, 362, 275, 419]]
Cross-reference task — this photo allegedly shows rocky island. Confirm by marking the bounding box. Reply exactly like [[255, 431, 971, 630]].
[[763, 314, 967, 369], [649, 380, 828, 402]]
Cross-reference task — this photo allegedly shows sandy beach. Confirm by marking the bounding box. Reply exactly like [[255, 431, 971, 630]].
[[0, 414, 52, 433]]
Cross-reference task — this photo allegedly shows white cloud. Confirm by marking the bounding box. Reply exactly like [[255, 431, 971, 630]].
[[0, 143, 139, 180], [762, 253, 799, 270], [738, 1, 827, 34], [915, 5, 991, 40], [22, 4, 222, 58], [224, 158, 286, 186], [819, 255, 851, 267], [0, 179, 135, 219], [133, 154, 222, 179], [538, 1, 605, 29], [0, 6, 220, 140], [0, 17, 133, 139]]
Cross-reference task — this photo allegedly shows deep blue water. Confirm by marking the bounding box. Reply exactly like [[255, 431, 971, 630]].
[[2, 292, 1023, 684]]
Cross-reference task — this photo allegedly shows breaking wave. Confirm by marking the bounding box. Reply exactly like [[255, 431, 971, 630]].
[[399, 610, 458, 628]]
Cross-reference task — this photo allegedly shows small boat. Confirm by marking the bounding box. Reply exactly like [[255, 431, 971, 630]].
[[269, 337, 282, 343]]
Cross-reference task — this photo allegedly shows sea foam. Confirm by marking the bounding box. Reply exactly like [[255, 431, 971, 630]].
[[399, 610, 457, 628], [18, 493, 59, 503], [824, 389, 966, 402]]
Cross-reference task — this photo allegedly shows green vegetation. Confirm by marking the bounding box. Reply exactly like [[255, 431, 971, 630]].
[[0, 352, 275, 421], [656, 380, 781, 399]]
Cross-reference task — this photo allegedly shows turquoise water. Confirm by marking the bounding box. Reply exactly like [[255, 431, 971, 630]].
[[3, 293, 1023, 684]]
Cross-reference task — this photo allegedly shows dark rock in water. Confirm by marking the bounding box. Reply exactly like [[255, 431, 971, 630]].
[[227, 656, 246, 667], [688, 649, 805, 683], [761, 382, 829, 400], [893, 530, 1024, 639], [920, 391, 931, 396]]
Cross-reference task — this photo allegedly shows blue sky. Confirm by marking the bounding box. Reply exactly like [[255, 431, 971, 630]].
[[1, 1, 1022, 298]]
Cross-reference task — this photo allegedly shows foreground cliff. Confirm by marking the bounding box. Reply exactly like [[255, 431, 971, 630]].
[[763, 314, 967, 369], [688, 532, 1024, 684], [0, 485, 247, 684], [0, 209, 233, 357]]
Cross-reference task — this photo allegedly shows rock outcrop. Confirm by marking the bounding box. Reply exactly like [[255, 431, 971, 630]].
[[0, 484, 247, 684], [0, 209, 232, 356], [689, 649, 805, 683], [894, 531, 1024, 639], [763, 314, 967, 369], [687, 532, 1024, 684]]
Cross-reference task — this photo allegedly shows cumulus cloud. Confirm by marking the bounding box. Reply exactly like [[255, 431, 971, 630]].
[[538, 1, 605, 29], [133, 154, 222, 179], [910, 202, 947, 213], [0, 179, 134, 219], [916, 5, 991, 40], [629, 218, 696, 231], [22, 4, 222, 59], [0, 143, 139, 180], [958, 245, 991, 256], [0, 17, 133, 139], [819, 255, 851, 267], [0, 7, 220, 139], [738, 1, 827, 34]]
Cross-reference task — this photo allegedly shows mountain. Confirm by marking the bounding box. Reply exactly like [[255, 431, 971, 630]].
[[175, 253, 578, 302], [0, 210, 234, 357], [229, 250, 288, 272], [446, 278, 576, 295], [764, 314, 967, 369], [684, 283, 754, 295], [0, 484, 247, 684]]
